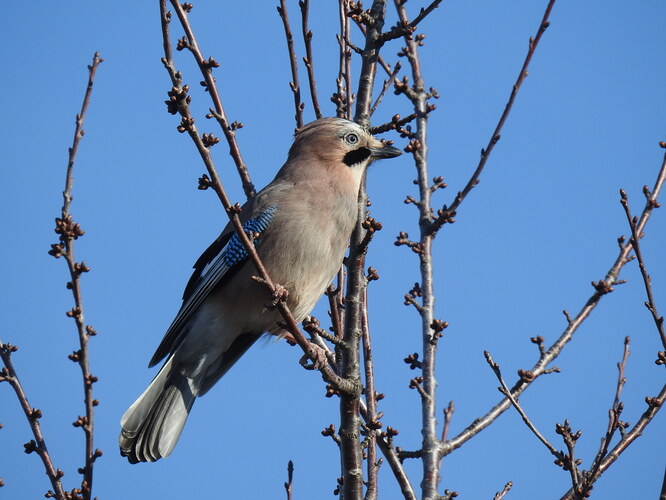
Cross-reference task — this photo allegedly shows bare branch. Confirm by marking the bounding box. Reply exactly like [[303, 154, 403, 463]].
[[493, 481, 513, 500], [337, 0, 395, 496], [353, 20, 395, 77], [369, 61, 401, 116], [441, 401, 454, 442], [361, 288, 379, 500], [336, 1, 353, 119], [361, 412, 417, 500], [484, 351, 561, 457], [588, 336, 631, 483], [277, 0, 304, 129], [392, 0, 442, 495], [382, 0, 444, 42], [432, 0, 557, 234], [165, 1, 255, 198], [53, 51, 104, 500], [299, 0, 323, 119], [620, 188, 666, 349], [0, 343, 65, 499], [284, 460, 294, 500]]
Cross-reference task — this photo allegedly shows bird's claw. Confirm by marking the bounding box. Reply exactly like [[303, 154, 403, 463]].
[[299, 343, 328, 371], [270, 284, 289, 308]]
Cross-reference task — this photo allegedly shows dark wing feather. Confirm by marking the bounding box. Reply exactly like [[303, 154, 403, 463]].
[[148, 206, 278, 367]]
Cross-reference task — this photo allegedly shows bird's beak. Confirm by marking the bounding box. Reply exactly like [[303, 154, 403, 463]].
[[369, 144, 403, 159]]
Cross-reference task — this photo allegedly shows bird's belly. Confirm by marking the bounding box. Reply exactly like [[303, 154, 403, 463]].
[[259, 229, 347, 322]]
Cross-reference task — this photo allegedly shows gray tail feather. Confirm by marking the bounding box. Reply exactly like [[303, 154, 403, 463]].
[[119, 357, 198, 463]]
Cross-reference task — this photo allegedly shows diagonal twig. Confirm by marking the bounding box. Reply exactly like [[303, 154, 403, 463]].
[[432, 0, 557, 234], [620, 188, 666, 349], [484, 351, 561, 458], [381, 0, 444, 42], [0, 343, 65, 499], [493, 481, 513, 500], [370, 61, 401, 116]]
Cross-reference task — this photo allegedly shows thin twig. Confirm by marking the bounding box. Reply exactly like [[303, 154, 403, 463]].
[[277, 0, 304, 129], [54, 52, 104, 500], [441, 401, 454, 442], [370, 61, 401, 116], [362, 288, 379, 500], [432, 0, 557, 235], [484, 351, 561, 457], [381, 0, 443, 42], [336, 0, 354, 119], [299, 0, 322, 119], [284, 460, 294, 500], [620, 189, 666, 349], [493, 481, 513, 500], [0, 343, 65, 499], [589, 336, 630, 479]]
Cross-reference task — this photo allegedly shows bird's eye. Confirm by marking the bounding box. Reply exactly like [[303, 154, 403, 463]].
[[345, 133, 359, 145]]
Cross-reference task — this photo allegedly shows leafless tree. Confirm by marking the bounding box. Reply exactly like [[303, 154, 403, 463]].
[[2, 2, 664, 499]]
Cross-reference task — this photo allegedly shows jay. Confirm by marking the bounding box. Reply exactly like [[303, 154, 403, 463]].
[[119, 117, 401, 463]]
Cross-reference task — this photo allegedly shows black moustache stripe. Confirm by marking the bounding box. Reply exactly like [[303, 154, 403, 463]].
[[343, 147, 371, 167]]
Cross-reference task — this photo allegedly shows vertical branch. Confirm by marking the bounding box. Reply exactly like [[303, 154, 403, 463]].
[[277, 0, 304, 129], [0, 344, 65, 499], [339, 2, 391, 497], [336, 1, 352, 119], [586, 337, 631, 491], [343, 5, 353, 120], [392, 1, 441, 496], [361, 288, 379, 500], [55, 52, 104, 500], [284, 460, 294, 500], [299, 0, 323, 119]]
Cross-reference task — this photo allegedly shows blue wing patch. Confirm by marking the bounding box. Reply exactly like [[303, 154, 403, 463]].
[[222, 205, 277, 268]]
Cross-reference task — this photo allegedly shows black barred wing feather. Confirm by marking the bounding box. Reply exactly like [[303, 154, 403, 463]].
[[148, 206, 278, 367]]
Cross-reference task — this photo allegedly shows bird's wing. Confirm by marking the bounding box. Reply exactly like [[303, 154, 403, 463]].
[[149, 205, 278, 367]]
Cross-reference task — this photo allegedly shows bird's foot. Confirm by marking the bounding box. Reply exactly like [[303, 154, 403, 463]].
[[299, 342, 329, 371], [270, 283, 289, 307]]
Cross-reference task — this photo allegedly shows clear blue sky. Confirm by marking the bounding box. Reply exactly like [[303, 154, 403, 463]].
[[1, 1, 664, 499]]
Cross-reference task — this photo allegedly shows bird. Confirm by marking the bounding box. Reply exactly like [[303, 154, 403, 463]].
[[119, 117, 402, 463]]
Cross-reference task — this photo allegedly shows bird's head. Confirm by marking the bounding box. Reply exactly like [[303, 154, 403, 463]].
[[284, 117, 402, 187]]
